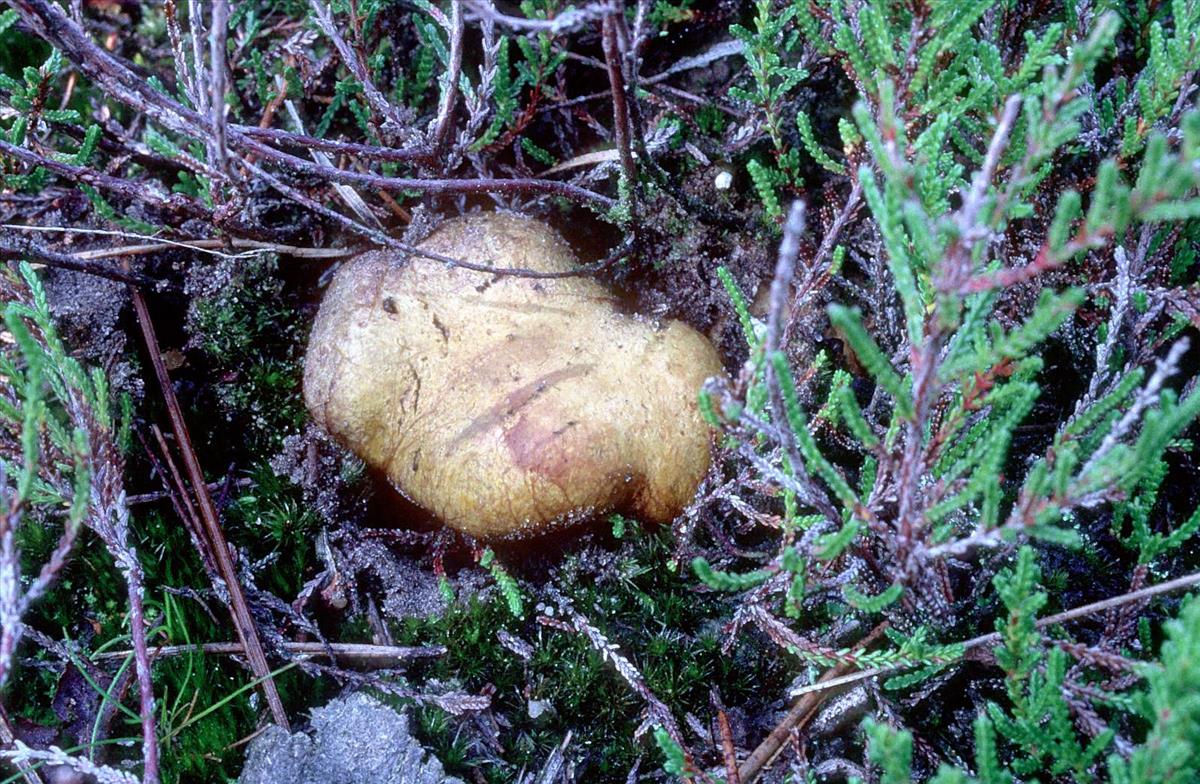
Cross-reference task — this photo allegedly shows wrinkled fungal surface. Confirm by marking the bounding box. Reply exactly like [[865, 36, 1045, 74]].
[[303, 212, 724, 538]]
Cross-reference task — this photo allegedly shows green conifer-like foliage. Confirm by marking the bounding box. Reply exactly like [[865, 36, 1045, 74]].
[[691, 0, 1200, 779]]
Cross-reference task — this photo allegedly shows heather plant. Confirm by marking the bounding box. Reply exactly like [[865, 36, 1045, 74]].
[[683, 0, 1200, 779], [862, 572, 1200, 784], [0, 263, 96, 690], [0, 263, 158, 781]]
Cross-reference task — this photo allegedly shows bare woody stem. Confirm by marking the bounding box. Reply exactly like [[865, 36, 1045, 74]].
[[432, 0, 465, 157], [10, 0, 612, 209], [208, 0, 231, 184], [896, 95, 1024, 574], [307, 0, 414, 140], [96, 640, 448, 663], [129, 285, 290, 730], [601, 11, 638, 222], [742, 566, 1200, 782], [788, 568, 1200, 701], [762, 201, 839, 521], [737, 621, 891, 783], [121, 538, 160, 784], [0, 235, 158, 287]]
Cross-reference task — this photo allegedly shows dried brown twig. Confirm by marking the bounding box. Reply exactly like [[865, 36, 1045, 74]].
[[96, 640, 447, 664], [601, 10, 638, 222], [143, 426, 221, 590], [738, 621, 890, 783], [716, 702, 742, 784], [0, 235, 156, 287], [234, 126, 428, 161], [787, 569, 1200, 700], [0, 138, 210, 222], [130, 283, 290, 730]]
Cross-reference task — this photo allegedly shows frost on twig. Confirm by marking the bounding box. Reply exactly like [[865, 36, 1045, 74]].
[[3, 742, 140, 784]]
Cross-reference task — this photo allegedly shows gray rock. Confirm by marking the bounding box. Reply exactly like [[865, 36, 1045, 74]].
[[238, 693, 462, 784]]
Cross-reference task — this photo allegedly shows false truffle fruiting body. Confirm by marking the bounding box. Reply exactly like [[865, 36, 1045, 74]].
[[303, 213, 723, 538]]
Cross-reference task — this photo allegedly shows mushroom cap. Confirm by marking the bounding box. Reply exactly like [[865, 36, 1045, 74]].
[[303, 212, 723, 538]]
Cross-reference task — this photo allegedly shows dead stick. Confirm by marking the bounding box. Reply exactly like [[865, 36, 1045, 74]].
[[127, 477, 253, 506], [738, 621, 889, 783], [129, 285, 290, 729], [4, 226, 356, 260], [0, 237, 156, 286], [601, 11, 638, 222], [96, 641, 447, 663], [788, 568, 1200, 701], [144, 426, 220, 586], [149, 426, 205, 548], [70, 238, 355, 261], [717, 708, 741, 784], [13, 1, 611, 209]]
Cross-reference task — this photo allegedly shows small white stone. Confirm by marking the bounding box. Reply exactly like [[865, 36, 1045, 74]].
[[714, 170, 733, 190]]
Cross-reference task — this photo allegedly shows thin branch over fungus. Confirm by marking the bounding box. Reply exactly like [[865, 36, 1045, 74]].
[[602, 10, 638, 223]]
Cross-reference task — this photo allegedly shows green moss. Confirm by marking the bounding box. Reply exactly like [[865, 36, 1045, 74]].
[[223, 462, 322, 598], [390, 526, 787, 782], [188, 256, 306, 453]]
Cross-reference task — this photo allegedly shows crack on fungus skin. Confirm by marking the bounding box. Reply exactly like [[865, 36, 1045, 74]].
[[400, 366, 421, 419], [464, 298, 579, 317], [552, 420, 578, 436], [431, 313, 449, 342], [451, 364, 593, 446]]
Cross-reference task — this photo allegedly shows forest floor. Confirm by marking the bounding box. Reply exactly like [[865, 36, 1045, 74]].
[[2, 0, 1200, 783]]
